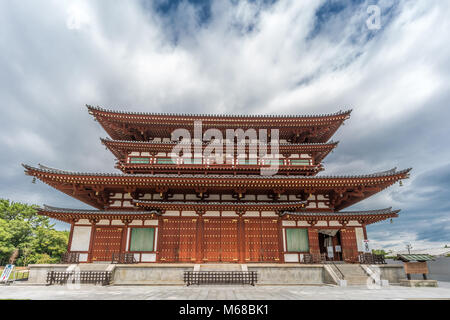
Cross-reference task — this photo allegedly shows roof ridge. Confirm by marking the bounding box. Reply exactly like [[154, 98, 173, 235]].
[[87, 104, 352, 119]]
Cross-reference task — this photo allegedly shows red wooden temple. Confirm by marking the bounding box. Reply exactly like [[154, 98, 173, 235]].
[[23, 105, 410, 263]]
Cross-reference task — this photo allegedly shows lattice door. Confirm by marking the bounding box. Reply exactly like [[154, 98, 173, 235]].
[[91, 227, 123, 262], [260, 219, 280, 262], [220, 219, 239, 262], [203, 218, 221, 262], [244, 218, 261, 262]]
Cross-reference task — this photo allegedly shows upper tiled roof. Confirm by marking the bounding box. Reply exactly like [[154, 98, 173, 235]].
[[100, 137, 339, 147], [87, 105, 352, 119]]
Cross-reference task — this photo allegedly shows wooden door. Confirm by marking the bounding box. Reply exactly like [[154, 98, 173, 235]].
[[202, 218, 221, 262], [91, 227, 123, 262], [341, 228, 358, 262], [220, 219, 239, 262], [159, 218, 197, 262], [260, 219, 280, 262], [244, 218, 261, 262], [202, 218, 239, 262], [308, 229, 320, 255], [178, 218, 197, 262], [244, 218, 280, 262]]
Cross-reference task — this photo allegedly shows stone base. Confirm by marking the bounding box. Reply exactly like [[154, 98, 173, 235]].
[[26, 263, 405, 286], [399, 279, 438, 287]]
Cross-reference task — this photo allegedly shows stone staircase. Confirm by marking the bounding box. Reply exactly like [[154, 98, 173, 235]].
[[196, 264, 246, 271], [332, 264, 373, 285]]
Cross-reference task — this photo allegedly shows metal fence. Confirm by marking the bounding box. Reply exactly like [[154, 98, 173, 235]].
[[184, 271, 258, 286]]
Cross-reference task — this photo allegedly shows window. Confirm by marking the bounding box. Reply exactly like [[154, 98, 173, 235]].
[[129, 228, 155, 251], [238, 159, 258, 165], [129, 157, 150, 164], [183, 158, 203, 164], [263, 159, 284, 165], [286, 228, 309, 252], [290, 159, 311, 165], [156, 157, 176, 164]]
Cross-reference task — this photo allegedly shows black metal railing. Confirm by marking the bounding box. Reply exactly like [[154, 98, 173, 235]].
[[111, 253, 137, 264], [358, 253, 386, 265], [60, 252, 80, 264], [302, 253, 326, 264], [46, 271, 112, 286], [184, 271, 258, 286]]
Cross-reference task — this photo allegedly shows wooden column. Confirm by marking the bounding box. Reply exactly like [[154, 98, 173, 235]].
[[87, 219, 98, 263], [120, 224, 128, 254], [156, 216, 164, 262], [277, 217, 285, 263], [196, 215, 204, 263], [238, 214, 245, 263], [67, 221, 75, 253]]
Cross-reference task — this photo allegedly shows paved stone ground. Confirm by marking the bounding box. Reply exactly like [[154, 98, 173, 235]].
[[1, 282, 450, 300]]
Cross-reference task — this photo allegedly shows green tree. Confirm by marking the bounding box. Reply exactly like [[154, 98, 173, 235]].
[[0, 199, 69, 266]]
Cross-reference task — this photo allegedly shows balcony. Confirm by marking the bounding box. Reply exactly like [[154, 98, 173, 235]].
[[118, 156, 322, 175]]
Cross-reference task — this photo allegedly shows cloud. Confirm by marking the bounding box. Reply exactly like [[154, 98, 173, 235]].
[[0, 0, 449, 249]]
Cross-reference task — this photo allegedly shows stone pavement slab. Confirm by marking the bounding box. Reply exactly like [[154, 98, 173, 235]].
[[1, 282, 449, 300]]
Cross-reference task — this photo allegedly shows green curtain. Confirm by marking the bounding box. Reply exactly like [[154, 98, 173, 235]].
[[286, 228, 309, 252], [130, 228, 155, 251]]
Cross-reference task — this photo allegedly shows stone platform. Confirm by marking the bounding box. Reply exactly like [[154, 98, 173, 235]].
[[26, 263, 406, 286], [399, 279, 438, 287]]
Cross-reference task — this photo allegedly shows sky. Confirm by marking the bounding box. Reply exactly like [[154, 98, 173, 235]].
[[0, 0, 449, 252]]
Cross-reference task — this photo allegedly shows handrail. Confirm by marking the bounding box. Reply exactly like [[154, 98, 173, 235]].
[[331, 261, 345, 280]]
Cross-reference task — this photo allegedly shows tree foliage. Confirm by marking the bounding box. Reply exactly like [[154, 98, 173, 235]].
[[0, 199, 68, 266]]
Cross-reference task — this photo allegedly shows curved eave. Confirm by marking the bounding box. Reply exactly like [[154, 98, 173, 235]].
[[23, 164, 410, 210], [38, 205, 161, 223], [88, 105, 351, 142], [87, 104, 352, 121], [23, 164, 411, 182], [281, 208, 400, 225], [101, 137, 338, 163]]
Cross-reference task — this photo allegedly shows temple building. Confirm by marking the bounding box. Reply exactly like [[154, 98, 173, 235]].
[[23, 105, 410, 264]]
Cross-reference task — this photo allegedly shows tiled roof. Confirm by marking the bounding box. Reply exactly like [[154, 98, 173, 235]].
[[41, 205, 159, 215], [100, 137, 339, 147], [23, 164, 411, 180], [397, 254, 435, 262], [87, 105, 352, 119], [281, 207, 400, 216]]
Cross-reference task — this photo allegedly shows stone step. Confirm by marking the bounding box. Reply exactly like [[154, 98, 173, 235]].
[[345, 276, 372, 285], [71, 264, 114, 272], [199, 264, 243, 272]]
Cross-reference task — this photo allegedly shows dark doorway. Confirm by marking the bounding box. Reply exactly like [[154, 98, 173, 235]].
[[318, 230, 342, 261]]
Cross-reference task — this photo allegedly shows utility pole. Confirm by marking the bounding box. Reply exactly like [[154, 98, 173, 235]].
[[406, 243, 412, 254]]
